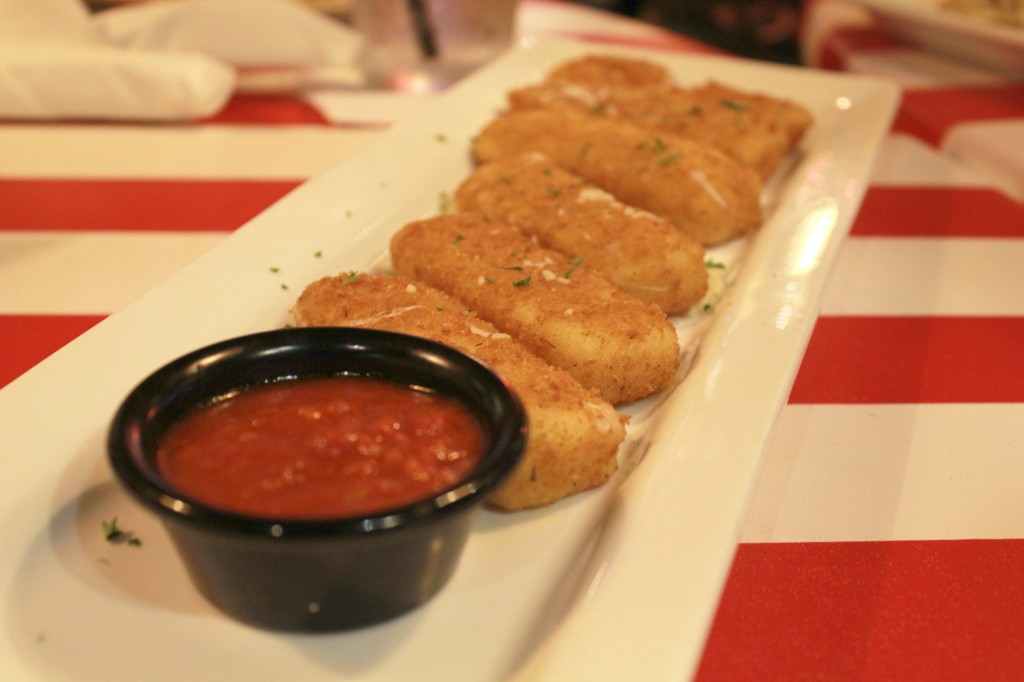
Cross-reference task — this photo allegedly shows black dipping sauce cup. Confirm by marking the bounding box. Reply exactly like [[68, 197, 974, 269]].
[[108, 328, 527, 631]]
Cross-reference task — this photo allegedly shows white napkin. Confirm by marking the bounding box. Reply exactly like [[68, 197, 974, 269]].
[[0, 41, 234, 121], [94, 0, 361, 69], [0, 0, 361, 122]]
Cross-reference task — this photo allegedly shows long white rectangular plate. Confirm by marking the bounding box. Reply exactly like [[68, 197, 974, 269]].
[[0, 39, 898, 681]]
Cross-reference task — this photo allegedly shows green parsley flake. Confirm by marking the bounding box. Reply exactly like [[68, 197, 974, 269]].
[[342, 271, 361, 285], [548, 188, 562, 197], [102, 518, 121, 541], [659, 154, 680, 166], [269, 266, 280, 273], [705, 259, 726, 269], [721, 98, 750, 112], [564, 257, 584, 279], [452, 235, 465, 245], [654, 137, 669, 153], [102, 517, 142, 547], [513, 276, 532, 287]]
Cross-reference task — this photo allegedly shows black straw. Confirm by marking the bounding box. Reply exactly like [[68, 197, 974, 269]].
[[407, 0, 439, 59]]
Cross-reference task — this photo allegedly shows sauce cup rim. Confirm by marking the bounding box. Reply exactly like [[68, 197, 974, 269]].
[[107, 327, 528, 540]]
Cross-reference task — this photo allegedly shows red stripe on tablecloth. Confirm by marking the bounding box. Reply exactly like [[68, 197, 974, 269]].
[[0, 179, 300, 232], [200, 94, 331, 125], [817, 25, 904, 71], [852, 186, 1024, 237], [892, 86, 1024, 147], [696, 539, 1024, 681], [789, 316, 1024, 404], [0, 314, 105, 388]]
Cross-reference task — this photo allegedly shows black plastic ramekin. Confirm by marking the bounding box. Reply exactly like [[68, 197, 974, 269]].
[[108, 327, 527, 631]]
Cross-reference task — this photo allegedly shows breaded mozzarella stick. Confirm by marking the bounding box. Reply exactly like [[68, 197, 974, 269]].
[[471, 109, 763, 245], [389, 213, 680, 404], [454, 153, 708, 314], [507, 55, 813, 179], [293, 273, 625, 511], [541, 53, 673, 89]]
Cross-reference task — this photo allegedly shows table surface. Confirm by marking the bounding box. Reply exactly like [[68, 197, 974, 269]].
[[2, 0, 1022, 679]]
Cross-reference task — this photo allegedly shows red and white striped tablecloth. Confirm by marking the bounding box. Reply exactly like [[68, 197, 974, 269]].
[[2, 1, 1022, 679], [696, 2, 1024, 679]]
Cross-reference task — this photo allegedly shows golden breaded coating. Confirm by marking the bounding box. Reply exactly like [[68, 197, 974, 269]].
[[454, 153, 708, 314], [543, 54, 672, 89], [508, 54, 813, 179], [471, 109, 763, 246], [680, 81, 813, 179], [390, 213, 680, 404], [292, 273, 626, 511]]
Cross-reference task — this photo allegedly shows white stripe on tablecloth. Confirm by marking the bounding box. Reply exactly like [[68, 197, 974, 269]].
[[870, 134, 1001, 189], [943, 120, 1024, 201], [822, 237, 1024, 317], [743, 403, 1024, 543], [0, 232, 226, 315], [0, 125, 378, 179], [6, 230, 1016, 318]]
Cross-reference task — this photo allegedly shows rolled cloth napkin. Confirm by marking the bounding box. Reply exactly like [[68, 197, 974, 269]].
[[0, 0, 360, 121], [93, 0, 360, 68]]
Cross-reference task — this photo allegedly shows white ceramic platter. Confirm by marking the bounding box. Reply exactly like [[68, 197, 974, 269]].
[[856, 0, 1024, 74], [0, 39, 898, 681]]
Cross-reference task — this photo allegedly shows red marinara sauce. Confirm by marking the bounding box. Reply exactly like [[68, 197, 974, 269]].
[[156, 376, 484, 519]]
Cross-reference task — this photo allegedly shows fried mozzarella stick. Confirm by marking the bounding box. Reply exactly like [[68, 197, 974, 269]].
[[471, 109, 763, 246], [390, 213, 680, 404], [540, 53, 673, 89], [454, 153, 708, 314], [293, 273, 625, 511], [508, 55, 814, 179]]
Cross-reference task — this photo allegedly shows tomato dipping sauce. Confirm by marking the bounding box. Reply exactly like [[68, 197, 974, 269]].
[[156, 376, 484, 519]]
